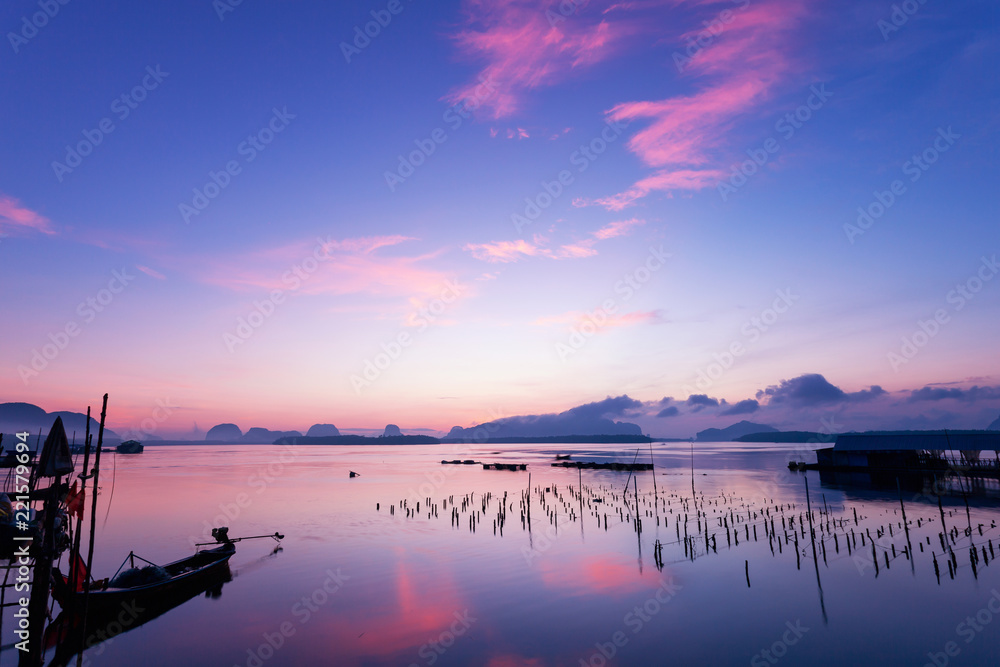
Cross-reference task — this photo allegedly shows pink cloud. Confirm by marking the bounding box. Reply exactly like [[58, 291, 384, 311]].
[[549, 242, 598, 259], [0, 195, 54, 235], [198, 235, 456, 301], [592, 0, 811, 208], [593, 217, 646, 239], [467, 216, 645, 262], [465, 239, 541, 262], [136, 265, 167, 280], [534, 309, 664, 329], [588, 169, 728, 210], [446, 0, 633, 118], [464, 236, 598, 263], [465, 236, 600, 262]]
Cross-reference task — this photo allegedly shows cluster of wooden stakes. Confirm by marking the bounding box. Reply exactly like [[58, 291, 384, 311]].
[[376, 451, 1000, 618]]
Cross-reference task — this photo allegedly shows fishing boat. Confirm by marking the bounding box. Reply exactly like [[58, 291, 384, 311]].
[[44, 544, 236, 667], [53, 542, 235, 614]]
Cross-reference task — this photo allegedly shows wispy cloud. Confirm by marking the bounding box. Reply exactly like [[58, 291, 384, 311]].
[[465, 238, 542, 263], [0, 194, 54, 235], [590, 0, 811, 208], [593, 217, 645, 239], [198, 235, 454, 300], [908, 385, 1000, 403], [465, 236, 600, 262], [534, 309, 664, 329], [466, 218, 645, 263], [446, 0, 632, 118], [136, 265, 167, 280]]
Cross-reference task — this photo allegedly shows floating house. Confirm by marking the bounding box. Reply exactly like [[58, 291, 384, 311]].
[[116, 440, 144, 454], [816, 433, 1000, 473]]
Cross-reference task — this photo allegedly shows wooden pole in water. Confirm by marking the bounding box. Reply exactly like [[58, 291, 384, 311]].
[[622, 448, 641, 509], [649, 441, 659, 514], [897, 478, 915, 575], [935, 474, 950, 555], [690, 441, 695, 505], [804, 476, 828, 624], [78, 394, 108, 659]]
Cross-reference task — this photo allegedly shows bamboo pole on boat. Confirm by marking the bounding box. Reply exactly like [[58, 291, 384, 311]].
[[78, 394, 108, 663], [23, 471, 60, 665], [69, 409, 93, 606]]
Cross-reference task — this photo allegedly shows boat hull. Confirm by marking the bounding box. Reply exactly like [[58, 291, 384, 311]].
[[60, 543, 235, 615]]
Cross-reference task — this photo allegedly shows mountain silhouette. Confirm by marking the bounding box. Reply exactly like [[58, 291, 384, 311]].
[[696, 421, 778, 442], [241, 427, 302, 443], [205, 424, 242, 442], [307, 424, 341, 437], [0, 402, 121, 443]]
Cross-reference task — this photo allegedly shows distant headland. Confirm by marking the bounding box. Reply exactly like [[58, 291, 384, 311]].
[[3, 401, 999, 448]]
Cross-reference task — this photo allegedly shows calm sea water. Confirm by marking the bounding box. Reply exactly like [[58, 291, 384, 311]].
[[6, 442, 1000, 666]]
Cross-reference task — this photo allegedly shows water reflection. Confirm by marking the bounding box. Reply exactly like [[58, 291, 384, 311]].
[[7, 443, 999, 667]]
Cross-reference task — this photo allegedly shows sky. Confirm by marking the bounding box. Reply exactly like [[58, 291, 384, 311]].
[[1, 0, 998, 439]]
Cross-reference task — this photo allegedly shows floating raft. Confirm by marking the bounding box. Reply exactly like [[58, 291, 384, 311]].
[[441, 460, 480, 465], [551, 461, 653, 471], [482, 463, 527, 471]]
